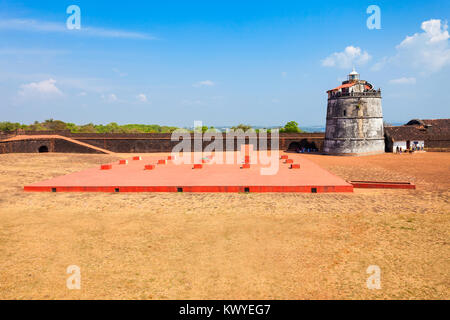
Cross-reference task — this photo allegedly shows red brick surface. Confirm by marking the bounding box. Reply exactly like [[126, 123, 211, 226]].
[[24, 152, 353, 193]]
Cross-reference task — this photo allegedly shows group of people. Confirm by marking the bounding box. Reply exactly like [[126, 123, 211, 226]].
[[296, 147, 318, 153], [396, 145, 424, 154]]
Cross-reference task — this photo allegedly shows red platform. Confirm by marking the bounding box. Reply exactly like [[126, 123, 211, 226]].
[[24, 152, 354, 193]]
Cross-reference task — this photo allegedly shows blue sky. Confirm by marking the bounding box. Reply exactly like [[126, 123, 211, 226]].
[[0, 0, 449, 127]]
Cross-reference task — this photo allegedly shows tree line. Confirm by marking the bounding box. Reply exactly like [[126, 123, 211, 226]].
[[0, 120, 304, 134]]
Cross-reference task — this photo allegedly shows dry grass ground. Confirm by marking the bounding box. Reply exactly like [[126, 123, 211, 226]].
[[0, 152, 448, 300]]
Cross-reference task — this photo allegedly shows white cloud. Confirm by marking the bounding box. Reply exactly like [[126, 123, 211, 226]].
[[18, 78, 63, 98], [137, 93, 148, 102], [394, 19, 450, 74], [82, 27, 156, 40], [322, 46, 371, 69], [0, 18, 156, 40], [193, 80, 215, 88], [389, 77, 417, 85], [101, 93, 118, 103], [374, 19, 450, 74], [0, 18, 65, 32], [400, 19, 450, 45]]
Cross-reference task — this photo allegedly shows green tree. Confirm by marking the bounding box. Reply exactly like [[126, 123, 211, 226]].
[[280, 121, 303, 133], [194, 126, 206, 133], [78, 123, 97, 133], [0, 120, 182, 134], [42, 119, 68, 131], [207, 126, 219, 133], [231, 124, 252, 132], [65, 123, 78, 133], [0, 122, 22, 132]]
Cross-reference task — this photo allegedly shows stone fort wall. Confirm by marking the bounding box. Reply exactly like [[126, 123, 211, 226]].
[[0, 131, 325, 154]]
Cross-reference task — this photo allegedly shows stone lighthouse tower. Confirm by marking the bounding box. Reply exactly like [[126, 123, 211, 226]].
[[323, 68, 385, 155]]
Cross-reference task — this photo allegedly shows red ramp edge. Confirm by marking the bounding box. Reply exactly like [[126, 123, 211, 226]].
[[3, 135, 114, 154], [24, 185, 354, 193], [350, 181, 416, 190]]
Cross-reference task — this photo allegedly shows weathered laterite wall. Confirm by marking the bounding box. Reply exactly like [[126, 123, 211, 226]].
[[0, 138, 105, 154], [424, 139, 450, 150], [0, 139, 54, 153], [0, 132, 325, 154]]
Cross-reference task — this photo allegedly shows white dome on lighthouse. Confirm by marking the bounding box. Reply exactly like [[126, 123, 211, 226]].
[[348, 67, 360, 81]]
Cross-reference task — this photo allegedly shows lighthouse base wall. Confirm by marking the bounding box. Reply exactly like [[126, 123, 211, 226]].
[[324, 95, 385, 156], [323, 138, 385, 156]]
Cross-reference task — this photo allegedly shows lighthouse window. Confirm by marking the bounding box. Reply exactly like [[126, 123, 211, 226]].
[[343, 110, 347, 116]]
